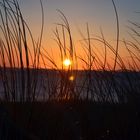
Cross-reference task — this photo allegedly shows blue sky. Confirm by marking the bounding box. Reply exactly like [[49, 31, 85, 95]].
[[19, 0, 140, 41]]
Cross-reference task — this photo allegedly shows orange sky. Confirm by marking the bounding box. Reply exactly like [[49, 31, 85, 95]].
[[0, 0, 140, 70]]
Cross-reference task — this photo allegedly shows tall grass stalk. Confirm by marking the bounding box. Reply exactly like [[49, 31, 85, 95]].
[[0, 0, 44, 102], [0, 0, 139, 104]]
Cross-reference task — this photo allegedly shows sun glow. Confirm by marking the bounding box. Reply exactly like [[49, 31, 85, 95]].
[[63, 59, 72, 67], [69, 75, 74, 81]]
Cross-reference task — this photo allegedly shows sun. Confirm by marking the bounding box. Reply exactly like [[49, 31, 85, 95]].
[[63, 58, 72, 67]]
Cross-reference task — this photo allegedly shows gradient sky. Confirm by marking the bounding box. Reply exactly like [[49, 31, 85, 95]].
[[19, 0, 140, 38], [19, 0, 140, 69], [1, 0, 140, 69]]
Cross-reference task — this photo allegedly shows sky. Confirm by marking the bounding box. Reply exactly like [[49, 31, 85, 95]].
[[1, 0, 140, 69], [19, 0, 140, 39]]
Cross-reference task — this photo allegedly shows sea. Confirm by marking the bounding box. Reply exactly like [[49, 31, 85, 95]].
[[0, 68, 140, 103]]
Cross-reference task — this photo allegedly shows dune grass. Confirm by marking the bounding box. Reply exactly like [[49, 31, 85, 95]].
[[0, 0, 139, 104], [0, 0, 140, 140], [0, 0, 44, 102]]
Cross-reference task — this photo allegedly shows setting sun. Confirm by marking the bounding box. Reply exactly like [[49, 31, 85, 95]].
[[0, 0, 140, 139], [63, 59, 72, 67]]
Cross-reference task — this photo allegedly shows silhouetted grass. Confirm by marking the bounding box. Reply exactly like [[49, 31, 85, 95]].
[[0, 0, 44, 102], [0, 0, 140, 139], [0, 0, 139, 104]]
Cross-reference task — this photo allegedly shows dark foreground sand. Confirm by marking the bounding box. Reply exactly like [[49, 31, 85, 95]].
[[0, 101, 140, 140]]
